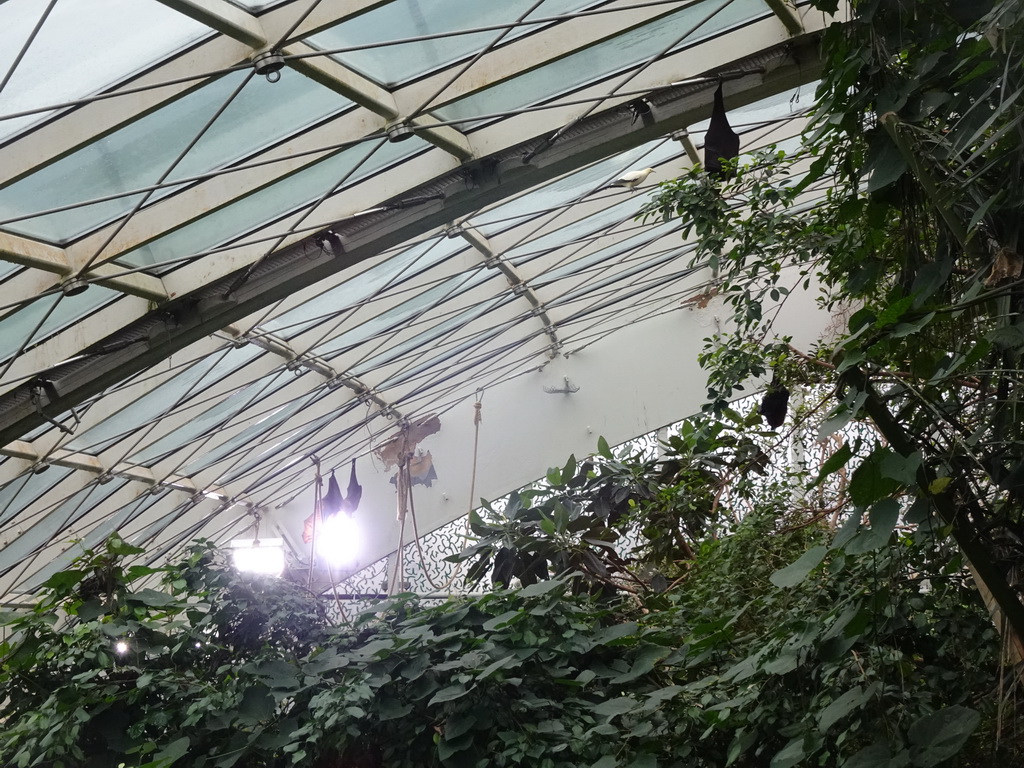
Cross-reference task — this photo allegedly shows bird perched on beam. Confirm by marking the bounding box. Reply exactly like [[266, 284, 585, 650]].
[[704, 81, 740, 179], [608, 167, 655, 192]]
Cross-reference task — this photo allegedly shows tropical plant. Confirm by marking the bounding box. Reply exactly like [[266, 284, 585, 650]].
[[641, 0, 1024, 656]]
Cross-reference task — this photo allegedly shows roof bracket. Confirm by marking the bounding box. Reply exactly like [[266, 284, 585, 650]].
[[30, 380, 79, 435]]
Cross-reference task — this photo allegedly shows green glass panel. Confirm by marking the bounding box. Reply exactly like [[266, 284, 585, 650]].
[[183, 392, 319, 477], [534, 220, 686, 285], [263, 235, 464, 339], [120, 137, 427, 269], [0, 478, 129, 574], [0, 0, 210, 141], [315, 268, 489, 357], [353, 294, 511, 374], [0, 466, 74, 527], [65, 343, 262, 454], [1, 71, 353, 243], [309, 0, 595, 87], [474, 139, 674, 235], [0, 285, 118, 363], [128, 369, 293, 465], [435, 0, 766, 126]]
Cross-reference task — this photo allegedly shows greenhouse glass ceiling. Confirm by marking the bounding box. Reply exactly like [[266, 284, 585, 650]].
[[0, 0, 840, 598]]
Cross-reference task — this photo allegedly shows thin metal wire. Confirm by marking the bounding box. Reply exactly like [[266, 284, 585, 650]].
[[0, 0, 58, 97], [523, 0, 742, 163], [72, 69, 260, 278], [405, 0, 548, 122]]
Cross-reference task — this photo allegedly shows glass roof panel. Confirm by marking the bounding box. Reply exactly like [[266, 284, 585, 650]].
[[551, 246, 696, 307], [121, 137, 429, 270], [435, 0, 768, 126], [533, 219, 686, 285], [473, 140, 675, 235], [127, 369, 294, 466], [0, 466, 74, 527], [18, 491, 148, 593], [182, 391, 322, 477], [315, 268, 491, 358], [352, 294, 513, 374], [262, 235, 466, 339], [65, 343, 263, 454], [308, 0, 596, 86], [0, 478, 130, 575], [0, 286, 118, 363], [222, 407, 337, 486], [503, 196, 648, 266], [0, 71, 354, 244], [0, 0, 211, 142], [379, 321, 511, 389]]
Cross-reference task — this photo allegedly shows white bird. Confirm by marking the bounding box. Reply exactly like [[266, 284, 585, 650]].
[[608, 167, 655, 192]]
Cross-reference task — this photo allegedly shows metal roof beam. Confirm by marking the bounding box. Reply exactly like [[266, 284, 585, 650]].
[[0, 232, 168, 302], [284, 41, 399, 119], [0, 38, 825, 444], [221, 323, 402, 417], [765, 0, 804, 36], [156, 0, 268, 49], [283, 42, 474, 161], [453, 223, 561, 358], [0, 440, 199, 494]]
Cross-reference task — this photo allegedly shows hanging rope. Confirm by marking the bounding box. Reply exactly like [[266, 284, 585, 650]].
[[307, 456, 323, 590], [408, 391, 485, 593]]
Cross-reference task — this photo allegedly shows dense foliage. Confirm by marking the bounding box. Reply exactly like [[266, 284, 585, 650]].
[[643, 0, 1024, 655], [0, 475, 1006, 768], [4, 1, 1024, 766]]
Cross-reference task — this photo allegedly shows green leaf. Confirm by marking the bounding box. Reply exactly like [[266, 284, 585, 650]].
[[592, 697, 638, 718], [813, 443, 853, 486], [238, 686, 275, 725], [517, 579, 564, 598], [107, 534, 146, 556], [482, 610, 522, 632], [842, 743, 894, 768], [591, 757, 618, 768], [865, 134, 907, 191], [770, 736, 807, 768], [928, 477, 952, 494], [850, 449, 900, 507], [128, 588, 177, 607], [908, 706, 980, 766], [378, 699, 413, 721], [880, 451, 921, 485], [444, 710, 477, 741], [845, 499, 899, 554], [145, 736, 190, 768], [819, 686, 871, 731], [874, 295, 914, 328], [726, 728, 757, 766], [770, 545, 828, 588], [428, 683, 470, 706], [597, 435, 613, 459], [610, 644, 665, 683]]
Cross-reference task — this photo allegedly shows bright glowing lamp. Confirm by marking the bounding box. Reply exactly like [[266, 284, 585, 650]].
[[230, 537, 285, 576], [114, 640, 129, 655], [315, 513, 361, 569]]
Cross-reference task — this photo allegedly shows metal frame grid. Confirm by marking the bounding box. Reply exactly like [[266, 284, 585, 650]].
[[0, 0, 843, 599]]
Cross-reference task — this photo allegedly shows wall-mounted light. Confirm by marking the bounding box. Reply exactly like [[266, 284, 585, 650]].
[[230, 537, 285, 576]]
